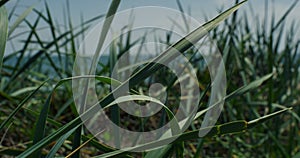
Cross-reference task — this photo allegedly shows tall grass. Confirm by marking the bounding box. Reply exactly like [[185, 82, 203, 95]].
[[0, 0, 299, 157]]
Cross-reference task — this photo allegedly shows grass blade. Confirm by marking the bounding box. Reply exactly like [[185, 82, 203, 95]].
[[93, 108, 291, 158], [31, 93, 53, 157], [16, 76, 123, 157], [65, 130, 105, 158], [0, 6, 8, 72], [46, 128, 77, 158], [225, 73, 273, 100], [71, 0, 121, 157], [8, 5, 34, 37], [125, 0, 248, 86], [90, 0, 121, 73], [248, 107, 293, 128], [0, 80, 47, 131], [17, 1, 247, 156], [271, 0, 299, 32]]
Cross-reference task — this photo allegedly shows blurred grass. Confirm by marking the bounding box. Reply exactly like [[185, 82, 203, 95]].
[[0, 5, 8, 72], [0, 0, 300, 157]]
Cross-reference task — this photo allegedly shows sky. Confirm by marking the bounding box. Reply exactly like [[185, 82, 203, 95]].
[[3, 0, 300, 56], [5, 0, 299, 24]]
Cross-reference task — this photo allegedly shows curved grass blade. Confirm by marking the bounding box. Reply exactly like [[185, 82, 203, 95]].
[[18, 82, 176, 158], [116, 72, 285, 157], [17, 76, 123, 157], [107, 94, 180, 135], [0, 6, 8, 72], [18, 1, 247, 157], [120, 0, 248, 90], [144, 84, 211, 158], [93, 108, 291, 158]]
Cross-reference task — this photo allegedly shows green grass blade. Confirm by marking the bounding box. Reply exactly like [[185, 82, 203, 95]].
[[225, 73, 273, 100], [9, 30, 71, 82], [193, 73, 273, 120], [71, 0, 121, 156], [105, 95, 180, 135], [17, 117, 82, 158], [125, 0, 248, 86], [8, 0, 18, 20], [247, 108, 292, 128], [22, 18, 64, 78], [176, 0, 189, 32], [109, 36, 120, 149], [15, 76, 123, 157], [144, 85, 211, 158], [271, 0, 299, 32], [10, 86, 42, 97], [0, 6, 8, 72], [66, 0, 76, 58], [0, 148, 24, 157], [8, 5, 34, 37], [18, 1, 246, 156], [22, 107, 62, 127], [17, 93, 178, 157], [44, 1, 63, 69], [90, 0, 121, 73], [144, 84, 211, 158], [31, 92, 53, 158], [0, 80, 47, 131], [9, 12, 41, 79], [46, 128, 77, 158], [91, 0, 248, 116], [93, 108, 290, 158]]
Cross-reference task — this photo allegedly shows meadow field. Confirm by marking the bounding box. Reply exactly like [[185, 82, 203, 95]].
[[0, 0, 300, 157]]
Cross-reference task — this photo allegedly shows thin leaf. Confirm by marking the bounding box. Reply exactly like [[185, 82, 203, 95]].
[[0, 80, 47, 131], [16, 76, 124, 158], [8, 5, 34, 36], [93, 108, 291, 158], [17, 1, 247, 156], [31, 91, 52, 158], [46, 128, 77, 158], [271, 0, 299, 32], [65, 130, 104, 158], [225, 73, 273, 100], [0, 6, 8, 72]]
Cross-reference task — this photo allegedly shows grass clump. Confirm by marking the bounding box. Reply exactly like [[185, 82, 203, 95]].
[[0, 0, 300, 157]]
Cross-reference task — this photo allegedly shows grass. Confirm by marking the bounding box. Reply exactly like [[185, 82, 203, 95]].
[[1, 0, 300, 157]]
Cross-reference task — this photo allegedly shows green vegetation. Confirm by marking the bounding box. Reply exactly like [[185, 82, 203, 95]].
[[1, 0, 300, 157]]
